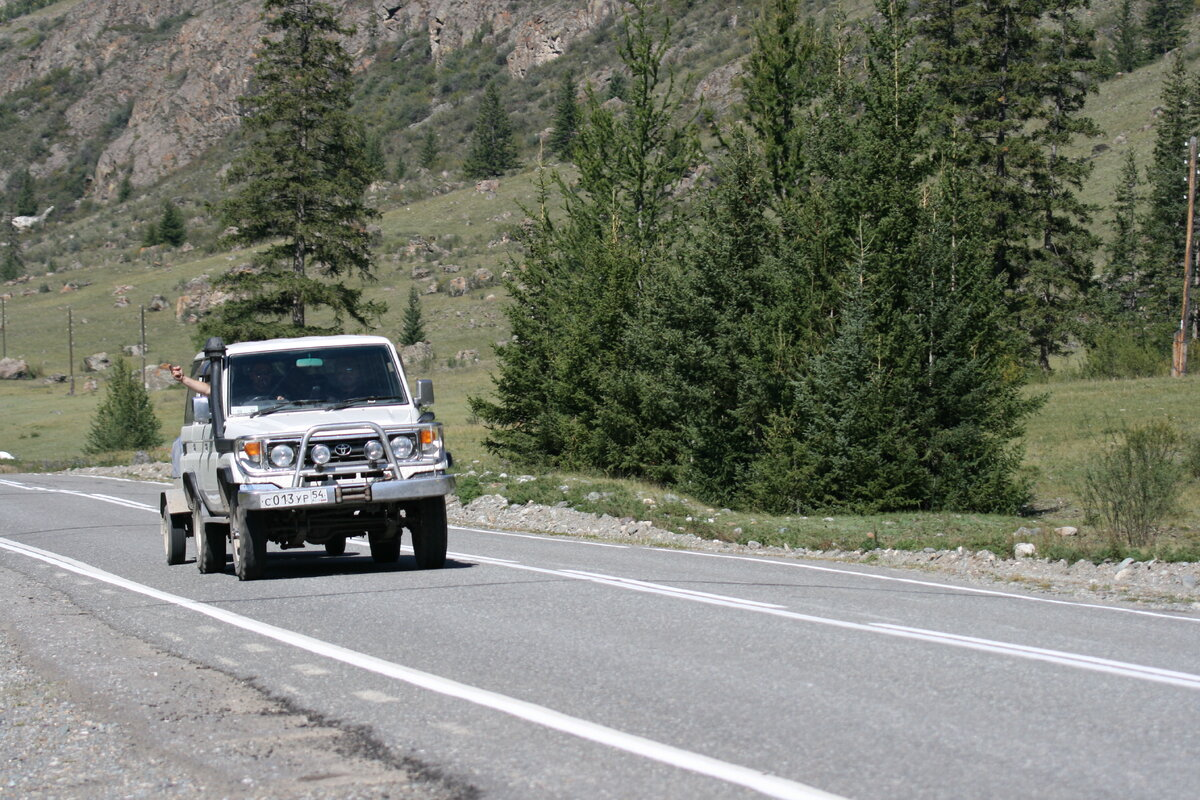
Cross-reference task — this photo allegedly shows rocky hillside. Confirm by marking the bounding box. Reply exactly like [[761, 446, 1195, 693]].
[[0, 0, 625, 201]]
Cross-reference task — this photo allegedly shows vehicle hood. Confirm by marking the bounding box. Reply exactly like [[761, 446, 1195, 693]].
[[222, 405, 424, 439]]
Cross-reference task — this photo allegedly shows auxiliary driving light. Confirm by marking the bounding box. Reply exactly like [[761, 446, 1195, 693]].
[[310, 444, 331, 465]]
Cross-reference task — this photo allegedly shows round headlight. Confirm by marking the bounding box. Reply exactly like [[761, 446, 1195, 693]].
[[364, 440, 385, 461], [269, 444, 295, 468], [310, 444, 331, 465], [389, 436, 414, 459]]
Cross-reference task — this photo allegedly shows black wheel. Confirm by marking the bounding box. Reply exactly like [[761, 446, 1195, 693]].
[[324, 536, 347, 556], [231, 498, 267, 581], [161, 501, 187, 566], [368, 533, 400, 563], [193, 503, 226, 574], [410, 497, 448, 570]]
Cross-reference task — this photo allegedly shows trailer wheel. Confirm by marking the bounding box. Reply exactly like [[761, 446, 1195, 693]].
[[160, 498, 187, 566]]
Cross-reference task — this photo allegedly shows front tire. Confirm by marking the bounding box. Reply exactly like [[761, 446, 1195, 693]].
[[410, 497, 448, 570], [231, 498, 267, 581]]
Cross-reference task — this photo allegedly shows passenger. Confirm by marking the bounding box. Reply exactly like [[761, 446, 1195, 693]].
[[169, 364, 210, 396]]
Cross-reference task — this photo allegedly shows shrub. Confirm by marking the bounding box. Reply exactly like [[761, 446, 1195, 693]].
[[1079, 421, 1185, 547], [1079, 326, 1167, 379]]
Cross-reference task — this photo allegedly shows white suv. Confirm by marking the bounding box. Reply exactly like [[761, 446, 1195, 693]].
[[159, 335, 454, 580]]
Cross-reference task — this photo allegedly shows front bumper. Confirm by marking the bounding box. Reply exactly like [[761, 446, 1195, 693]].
[[238, 473, 455, 511]]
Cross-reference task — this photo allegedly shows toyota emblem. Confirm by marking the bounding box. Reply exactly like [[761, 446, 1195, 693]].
[[333, 444, 353, 457]]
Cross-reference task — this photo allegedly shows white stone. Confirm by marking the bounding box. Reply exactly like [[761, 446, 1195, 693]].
[[1014, 542, 1037, 558]]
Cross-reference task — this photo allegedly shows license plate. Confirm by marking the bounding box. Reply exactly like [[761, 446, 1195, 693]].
[[257, 488, 329, 508]]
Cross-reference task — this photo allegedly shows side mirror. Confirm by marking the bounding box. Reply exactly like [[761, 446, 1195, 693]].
[[415, 379, 434, 408], [192, 395, 212, 424]]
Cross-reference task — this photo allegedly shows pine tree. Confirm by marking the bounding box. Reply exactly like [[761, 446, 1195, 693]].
[[1140, 53, 1197, 328], [117, 175, 133, 203], [1, 221, 22, 281], [400, 285, 425, 346], [158, 200, 187, 247], [470, 0, 700, 471], [418, 131, 439, 170], [1105, 150, 1143, 312], [741, 0, 832, 202], [463, 82, 520, 179], [202, 0, 384, 342], [84, 358, 164, 453], [14, 170, 36, 217], [548, 70, 580, 161], [1113, 0, 1141, 73], [1142, 0, 1189, 59]]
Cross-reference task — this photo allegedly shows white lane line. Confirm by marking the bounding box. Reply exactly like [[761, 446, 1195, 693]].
[[448, 517, 1200, 625], [0, 537, 844, 800], [451, 525, 629, 548], [0, 479, 157, 512], [443, 551, 1200, 691]]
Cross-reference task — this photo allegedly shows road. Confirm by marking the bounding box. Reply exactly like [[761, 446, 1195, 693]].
[[1, 472, 1198, 800]]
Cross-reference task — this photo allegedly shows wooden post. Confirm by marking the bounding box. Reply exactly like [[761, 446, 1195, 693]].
[[1, 296, 6, 360], [140, 304, 147, 389], [68, 306, 75, 396], [1172, 136, 1197, 377]]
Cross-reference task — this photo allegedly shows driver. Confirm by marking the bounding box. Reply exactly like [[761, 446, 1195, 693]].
[[332, 360, 365, 398], [239, 362, 287, 402]]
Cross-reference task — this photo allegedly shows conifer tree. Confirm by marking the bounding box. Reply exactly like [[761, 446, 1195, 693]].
[[548, 70, 580, 161], [418, 131, 439, 170], [471, 0, 700, 471], [1113, 0, 1142, 73], [202, 0, 383, 342], [463, 82, 520, 179], [1142, 0, 1189, 59], [158, 200, 187, 247], [14, 170, 36, 217], [1, 221, 22, 282], [85, 358, 163, 453], [1106, 150, 1144, 312], [1140, 54, 1197, 329], [400, 285, 425, 346]]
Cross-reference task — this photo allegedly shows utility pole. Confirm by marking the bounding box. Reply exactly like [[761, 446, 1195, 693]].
[[1173, 136, 1197, 377], [1, 296, 6, 359], [68, 306, 75, 396]]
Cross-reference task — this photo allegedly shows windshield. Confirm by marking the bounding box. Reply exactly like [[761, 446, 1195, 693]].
[[226, 345, 407, 416]]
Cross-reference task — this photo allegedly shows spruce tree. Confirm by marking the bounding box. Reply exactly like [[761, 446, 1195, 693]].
[[12, 170, 36, 217], [1105, 150, 1144, 312], [1, 221, 22, 281], [202, 0, 383, 342], [548, 70, 580, 161], [400, 285, 425, 346], [463, 82, 520, 179], [471, 0, 700, 471], [418, 130, 438, 170], [1142, 0, 1189, 59], [158, 200, 187, 247], [1113, 0, 1141, 73], [84, 358, 164, 453]]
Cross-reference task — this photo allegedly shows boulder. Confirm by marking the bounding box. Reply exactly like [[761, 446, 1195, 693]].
[[147, 294, 170, 312], [0, 357, 30, 379], [144, 365, 175, 391], [447, 276, 469, 296], [400, 341, 434, 369], [83, 353, 113, 372]]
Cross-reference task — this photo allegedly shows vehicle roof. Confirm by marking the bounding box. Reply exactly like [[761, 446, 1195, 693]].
[[193, 335, 396, 360]]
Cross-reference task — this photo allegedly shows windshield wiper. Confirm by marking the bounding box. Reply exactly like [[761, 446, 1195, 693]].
[[325, 395, 406, 411], [251, 399, 326, 417]]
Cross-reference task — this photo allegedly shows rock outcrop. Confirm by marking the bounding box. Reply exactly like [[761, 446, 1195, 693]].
[[0, 1, 620, 197]]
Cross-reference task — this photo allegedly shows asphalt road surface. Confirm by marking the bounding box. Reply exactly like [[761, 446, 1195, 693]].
[[2, 472, 1198, 800]]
